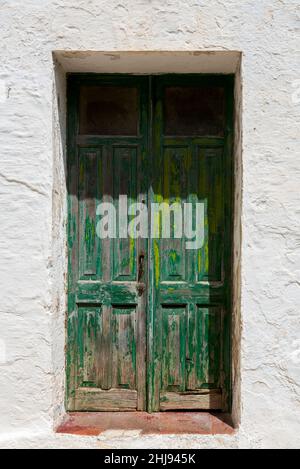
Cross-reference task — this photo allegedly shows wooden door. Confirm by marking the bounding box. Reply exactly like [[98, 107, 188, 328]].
[[148, 76, 233, 412], [67, 76, 149, 411], [67, 74, 233, 412]]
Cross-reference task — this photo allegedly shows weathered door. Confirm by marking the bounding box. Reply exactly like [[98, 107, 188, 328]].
[[67, 74, 233, 412], [67, 76, 149, 411], [148, 76, 233, 411]]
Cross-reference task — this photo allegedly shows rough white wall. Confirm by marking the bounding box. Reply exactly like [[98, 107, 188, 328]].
[[0, 0, 299, 448]]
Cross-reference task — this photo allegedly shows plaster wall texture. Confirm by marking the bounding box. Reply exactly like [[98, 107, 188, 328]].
[[0, 0, 299, 448]]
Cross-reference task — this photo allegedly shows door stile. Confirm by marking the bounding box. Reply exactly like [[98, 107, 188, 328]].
[[148, 76, 163, 411], [136, 79, 150, 410], [146, 75, 154, 412]]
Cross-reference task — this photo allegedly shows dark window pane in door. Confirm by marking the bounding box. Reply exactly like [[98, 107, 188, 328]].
[[164, 87, 225, 136], [79, 86, 139, 135]]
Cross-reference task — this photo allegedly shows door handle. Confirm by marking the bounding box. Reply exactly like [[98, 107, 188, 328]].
[[138, 252, 145, 282], [137, 252, 145, 296]]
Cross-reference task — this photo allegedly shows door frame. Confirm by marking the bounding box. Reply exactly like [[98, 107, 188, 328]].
[[66, 73, 234, 412]]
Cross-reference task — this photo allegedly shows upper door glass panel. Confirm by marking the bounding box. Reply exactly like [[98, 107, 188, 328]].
[[79, 86, 139, 135], [164, 86, 225, 136]]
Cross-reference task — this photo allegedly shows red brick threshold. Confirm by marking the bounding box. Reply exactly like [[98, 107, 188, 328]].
[[56, 412, 235, 436]]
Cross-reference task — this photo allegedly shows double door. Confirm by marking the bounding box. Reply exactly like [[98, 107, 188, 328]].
[[67, 74, 233, 412]]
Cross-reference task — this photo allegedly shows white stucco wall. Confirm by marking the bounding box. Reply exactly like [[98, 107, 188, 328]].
[[0, 0, 299, 449]]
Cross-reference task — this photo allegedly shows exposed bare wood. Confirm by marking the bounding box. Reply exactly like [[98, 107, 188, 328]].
[[160, 390, 222, 411], [75, 388, 138, 411]]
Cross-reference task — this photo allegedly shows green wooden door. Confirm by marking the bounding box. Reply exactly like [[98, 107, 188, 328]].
[[148, 76, 233, 411], [67, 74, 233, 412], [67, 76, 149, 411]]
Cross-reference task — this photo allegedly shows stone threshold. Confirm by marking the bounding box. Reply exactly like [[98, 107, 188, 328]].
[[56, 412, 235, 436]]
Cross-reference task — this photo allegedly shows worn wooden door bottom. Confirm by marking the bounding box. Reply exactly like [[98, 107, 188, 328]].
[[73, 389, 222, 412], [160, 390, 222, 411]]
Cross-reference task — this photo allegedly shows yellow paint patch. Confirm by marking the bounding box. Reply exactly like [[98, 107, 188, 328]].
[[154, 240, 160, 287], [129, 216, 135, 273], [205, 242, 209, 273], [170, 250, 177, 262]]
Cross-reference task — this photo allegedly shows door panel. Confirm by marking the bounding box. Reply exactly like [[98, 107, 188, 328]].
[[77, 305, 102, 388], [78, 148, 102, 280], [79, 85, 139, 135], [67, 74, 233, 412], [161, 306, 187, 392], [187, 306, 222, 390], [111, 306, 137, 389], [112, 146, 137, 281], [164, 86, 225, 136]]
